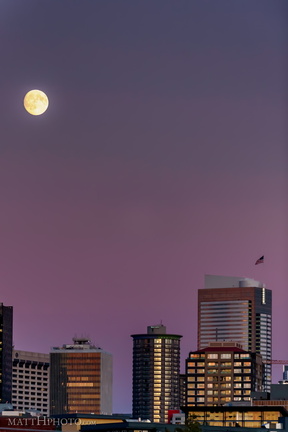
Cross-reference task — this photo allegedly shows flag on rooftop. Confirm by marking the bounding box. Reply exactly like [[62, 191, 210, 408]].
[[255, 255, 264, 265]]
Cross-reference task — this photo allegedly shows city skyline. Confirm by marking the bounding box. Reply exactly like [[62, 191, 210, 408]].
[[0, 1, 287, 413]]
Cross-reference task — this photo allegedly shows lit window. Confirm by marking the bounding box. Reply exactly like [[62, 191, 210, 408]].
[[221, 354, 231, 359]]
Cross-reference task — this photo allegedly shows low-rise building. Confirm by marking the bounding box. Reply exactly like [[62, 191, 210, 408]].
[[183, 405, 288, 428], [252, 383, 288, 411]]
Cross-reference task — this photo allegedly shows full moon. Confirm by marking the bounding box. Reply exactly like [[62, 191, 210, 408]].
[[24, 89, 49, 116]]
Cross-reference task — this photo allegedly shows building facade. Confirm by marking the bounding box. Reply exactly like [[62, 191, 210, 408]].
[[183, 405, 288, 429], [131, 324, 182, 423], [12, 350, 49, 415], [198, 275, 272, 390], [50, 338, 112, 415], [0, 304, 13, 403], [185, 342, 263, 407]]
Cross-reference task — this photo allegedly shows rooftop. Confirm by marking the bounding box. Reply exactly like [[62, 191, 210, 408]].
[[204, 274, 264, 289]]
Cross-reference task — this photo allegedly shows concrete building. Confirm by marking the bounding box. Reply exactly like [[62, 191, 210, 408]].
[[50, 338, 112, 416], [185, 341, 263, 407], [131, 324, 182, 423], [198, 275, 272, 390], [12, 349, 49, 415], [0, 304, 13, 403]]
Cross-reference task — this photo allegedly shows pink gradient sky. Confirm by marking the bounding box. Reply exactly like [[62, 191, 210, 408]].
[[0, 1, 287, 413]]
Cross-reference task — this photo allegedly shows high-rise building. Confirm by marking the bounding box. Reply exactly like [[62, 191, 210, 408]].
[[0, 304, 13, 403], [50, 338, 112, 415], [185, 341, 263, 406], [131, 324, 182, 423], [12, 349, 49, 415], [198, 275, 272, 390]]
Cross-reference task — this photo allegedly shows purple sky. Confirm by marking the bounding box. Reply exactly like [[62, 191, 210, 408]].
[[0, 1, 287, 413]]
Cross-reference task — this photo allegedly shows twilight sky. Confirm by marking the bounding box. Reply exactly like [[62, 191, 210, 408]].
[[0, 0, 287, 413]]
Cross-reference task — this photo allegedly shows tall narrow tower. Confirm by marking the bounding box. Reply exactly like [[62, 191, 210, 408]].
[[0, 304, 13, 403], [131, 324, 182, 423], [198, 275, 272, 391]]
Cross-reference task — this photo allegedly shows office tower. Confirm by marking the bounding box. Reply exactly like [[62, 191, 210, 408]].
[[12, 350, 49, 415], [50, 337, 112, 415], [198, 275, 272, 391], [0, 304, 13, 403], [131, 324, 182, 423], [186, 341, 263, 406]]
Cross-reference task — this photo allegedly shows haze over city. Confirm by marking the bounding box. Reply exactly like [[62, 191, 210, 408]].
[[0, 1, 287, 413]]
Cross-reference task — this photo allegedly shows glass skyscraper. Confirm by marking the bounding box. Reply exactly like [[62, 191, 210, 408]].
[[131, 324, 182, 423], [50, 338, 112, 415], [198, 275, 272, 391]]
